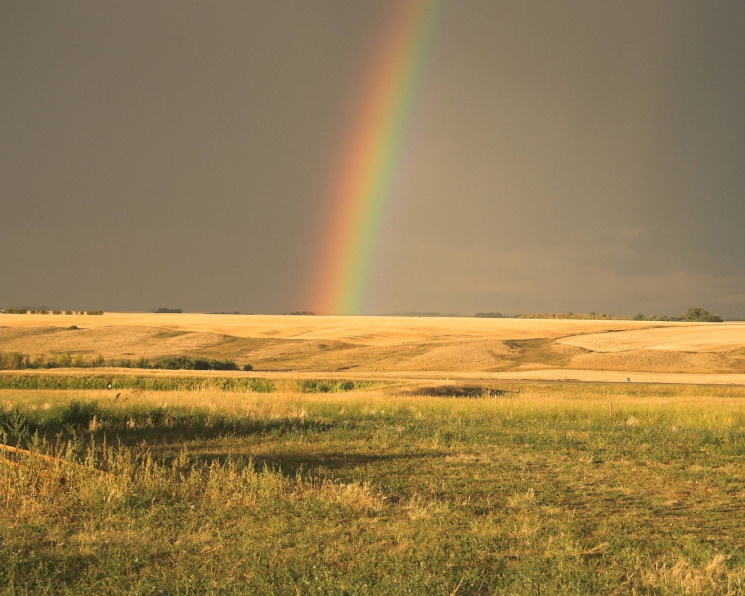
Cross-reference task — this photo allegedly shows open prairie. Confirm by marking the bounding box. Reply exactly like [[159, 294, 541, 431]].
[[2, 312, 745, 382], [3, 313, 745, 593], [2, 382, 745, 594]]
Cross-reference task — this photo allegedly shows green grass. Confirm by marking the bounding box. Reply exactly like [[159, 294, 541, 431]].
[[0, 373, 274, 392], [1, 384, 744, 594], [0, 372, 382, 394]]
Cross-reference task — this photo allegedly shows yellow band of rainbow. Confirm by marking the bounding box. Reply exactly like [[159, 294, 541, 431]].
[[309, 0, 444, 315]]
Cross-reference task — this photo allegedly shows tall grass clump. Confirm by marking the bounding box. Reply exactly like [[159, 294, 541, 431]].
[[295, 379, 374, 393]]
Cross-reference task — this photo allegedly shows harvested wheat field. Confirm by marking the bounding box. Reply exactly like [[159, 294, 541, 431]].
[[2, 312, 745, 383]]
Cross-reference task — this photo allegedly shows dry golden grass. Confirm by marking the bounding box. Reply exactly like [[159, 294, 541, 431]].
[[2, 312, 744, 381], [558, 322, 745, 352], [0, 312, 649, 342]]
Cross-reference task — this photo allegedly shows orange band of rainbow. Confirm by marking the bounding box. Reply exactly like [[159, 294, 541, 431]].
[[309, 0, 444, 315]]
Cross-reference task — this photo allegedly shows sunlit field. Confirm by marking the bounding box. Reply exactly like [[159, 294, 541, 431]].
[[3, 312, 745, 378], [2, 314, 745, 593], [2, 380, 745, 594]]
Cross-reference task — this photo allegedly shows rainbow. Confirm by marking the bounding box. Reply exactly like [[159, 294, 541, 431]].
[[309, 0, 444, 315]]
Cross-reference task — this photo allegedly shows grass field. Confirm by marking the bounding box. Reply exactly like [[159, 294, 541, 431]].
[[2, 382, 745, 594], [1, 314, 744, 593]]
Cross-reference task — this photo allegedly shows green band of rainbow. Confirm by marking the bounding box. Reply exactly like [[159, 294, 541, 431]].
[[309, 0, 444, 315]]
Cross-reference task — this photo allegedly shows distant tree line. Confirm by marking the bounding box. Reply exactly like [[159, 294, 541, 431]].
[[517, 312, 617, 320], [485, 307, 723, 322], [385, 312, 461, 317], [1, 309, 103, 315], [151, 307, 183, 313], [0, 351, 252, 372]]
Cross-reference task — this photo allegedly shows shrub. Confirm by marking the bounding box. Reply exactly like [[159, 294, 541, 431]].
[[681, 307, 722, 322], [155, 356, 196, 370], [46, 352, 72, 368], [153, 356, 239, 371], [59, 400, 100, 428], [0, 352, 29, 370], [72, 354, 89, 368], [210, 359, 238, 371]]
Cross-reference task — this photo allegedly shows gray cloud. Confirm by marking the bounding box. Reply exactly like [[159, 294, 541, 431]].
[[2, 1, 744, 317]]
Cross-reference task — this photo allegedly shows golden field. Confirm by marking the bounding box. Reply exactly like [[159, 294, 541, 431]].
[[3, 314, 745, 593], [2, 312, 744, 384]]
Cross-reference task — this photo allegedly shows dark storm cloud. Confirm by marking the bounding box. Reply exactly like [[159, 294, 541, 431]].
[[2, 1, 744, 317]]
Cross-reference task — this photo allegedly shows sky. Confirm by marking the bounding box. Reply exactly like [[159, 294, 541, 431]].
[[3, 0, 745, 318]]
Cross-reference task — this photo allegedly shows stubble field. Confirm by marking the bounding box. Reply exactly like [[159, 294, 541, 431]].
[[3, 312, 745, 379], [1, 313, 744, 594]]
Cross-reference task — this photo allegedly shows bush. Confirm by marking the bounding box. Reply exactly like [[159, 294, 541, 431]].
[[155, 356, 196, 370], [211, 359, 238, 371], [681, 307, 722, 323], [152, 356, 239, 371], [46, 352, 72, 368], [0, 352, 29, 370], [59, 400, 100, 427]]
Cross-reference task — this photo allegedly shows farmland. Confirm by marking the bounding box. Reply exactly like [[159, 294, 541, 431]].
[[3, 312, 745, 379], [1, 314, 745, 594]]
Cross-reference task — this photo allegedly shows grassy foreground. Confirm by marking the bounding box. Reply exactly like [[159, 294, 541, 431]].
[[1, 383, 744, 594]]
